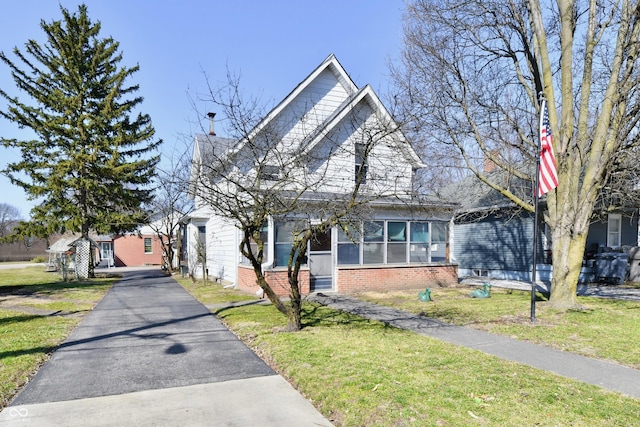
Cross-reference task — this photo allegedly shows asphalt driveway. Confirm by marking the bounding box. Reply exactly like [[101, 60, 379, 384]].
[[2, 268, 332, 426]]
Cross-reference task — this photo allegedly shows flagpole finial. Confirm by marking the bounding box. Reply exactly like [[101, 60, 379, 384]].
[[538, 92, 546, 104]]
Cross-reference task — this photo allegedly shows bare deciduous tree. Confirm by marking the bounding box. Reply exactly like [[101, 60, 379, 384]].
[[394, 0, 640, 309], [0, 202, 21, 239], [147, 145, 194, 272]]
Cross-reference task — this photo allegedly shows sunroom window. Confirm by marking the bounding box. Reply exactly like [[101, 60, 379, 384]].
[[337, 227, 359, 264], [409, 222, 429, 263], [336, 220, 449, 266], [363, 221, 384, 264], [431, 222, 448, 261], [387, 221, 407, 263]]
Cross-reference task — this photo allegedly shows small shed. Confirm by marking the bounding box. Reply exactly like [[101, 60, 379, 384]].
[[46, 236, 77, 272], [47, 235, 98, 278]]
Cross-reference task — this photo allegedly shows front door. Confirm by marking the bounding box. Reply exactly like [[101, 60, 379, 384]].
[[99, 242, 114, 266], [308, 230, 333, 292]]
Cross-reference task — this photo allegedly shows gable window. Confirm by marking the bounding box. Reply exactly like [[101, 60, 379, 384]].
[[607, 214, 622, 248], [259, 165, 280, 181], [355, 143, 368, 183], [144, 237, 153, 254]]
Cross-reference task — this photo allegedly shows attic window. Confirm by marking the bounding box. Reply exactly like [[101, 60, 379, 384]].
[[355, 143, 368, 183], [259, 165, 280, 181]]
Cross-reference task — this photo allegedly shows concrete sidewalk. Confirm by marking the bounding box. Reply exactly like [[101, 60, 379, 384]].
[[308, 293, 640, 400], [0, 268, 332, 426]]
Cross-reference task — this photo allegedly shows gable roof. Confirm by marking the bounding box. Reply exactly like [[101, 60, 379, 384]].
[[298, 83, 425, 168], [189, 133, 235, 198], [227, 54, 423, 167], [439, 170, 532, 213]]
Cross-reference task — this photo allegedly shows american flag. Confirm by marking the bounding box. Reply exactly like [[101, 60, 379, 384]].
[[538, 100, 558, 196]]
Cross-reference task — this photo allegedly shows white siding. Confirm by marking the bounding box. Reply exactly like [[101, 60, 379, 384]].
[[206, 214, 238, 284], [304, 100, 415, 197], [277, 69, 350, 148], [186, 209, 238, 285]]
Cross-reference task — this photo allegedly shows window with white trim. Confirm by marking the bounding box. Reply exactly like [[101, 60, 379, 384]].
[[355, 143, 368, 183], [144, 237, 153, 254], [336, 220, 449, 265], [337, 227, 359, 264], [607, 214, 622, 248], [363, 221, 384, 264]]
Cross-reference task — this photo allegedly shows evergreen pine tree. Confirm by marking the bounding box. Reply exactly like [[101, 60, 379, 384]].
[[0, 4, 160, 243]]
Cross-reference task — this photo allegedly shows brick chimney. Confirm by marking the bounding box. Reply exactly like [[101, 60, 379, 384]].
[[207, 112, 216, 136], [483, 150, 499, 173]]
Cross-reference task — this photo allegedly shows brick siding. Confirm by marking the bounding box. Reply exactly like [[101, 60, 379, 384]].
[[336, 263, 458, 294], [238, 265, 310, 297], [237, 263, 457, 296], [112, 234, 163, 267]]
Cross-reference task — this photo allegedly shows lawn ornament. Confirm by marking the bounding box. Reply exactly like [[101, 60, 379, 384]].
[[470, 283, 491, 298], [418, 288, 432, 302]]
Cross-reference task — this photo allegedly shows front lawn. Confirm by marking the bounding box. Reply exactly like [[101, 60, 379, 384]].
[[177, 277, 640, 426], [0, 266, 116, 408], [356, 286, 640, 368]]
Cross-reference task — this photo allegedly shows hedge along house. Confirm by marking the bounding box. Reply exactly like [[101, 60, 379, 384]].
[[185, 54, 459, 296], [441, 170, 639, 284]]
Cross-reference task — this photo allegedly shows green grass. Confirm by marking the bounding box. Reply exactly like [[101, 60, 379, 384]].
[[0, 266, 117, 408], [356, 287, 640, 368], [177, 277, 640, 426]]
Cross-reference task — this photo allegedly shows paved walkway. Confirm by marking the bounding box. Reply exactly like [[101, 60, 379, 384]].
[[307, 293, 640, 399], [0, 268, 332, 426]]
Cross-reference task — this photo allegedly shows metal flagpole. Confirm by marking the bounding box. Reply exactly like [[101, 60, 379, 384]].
[[531, 97, 545, 322]]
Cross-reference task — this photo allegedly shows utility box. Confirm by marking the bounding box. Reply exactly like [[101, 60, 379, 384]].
[[594, 252, 629, 285], [628, 247, 640, 283]]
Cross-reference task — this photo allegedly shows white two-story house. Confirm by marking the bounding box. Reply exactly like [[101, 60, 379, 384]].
[[185, 54, 458, 296]]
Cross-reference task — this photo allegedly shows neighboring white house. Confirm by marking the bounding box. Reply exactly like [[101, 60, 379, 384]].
[[185, 54, 458, 296]]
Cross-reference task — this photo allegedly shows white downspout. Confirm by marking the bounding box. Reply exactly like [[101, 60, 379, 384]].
[[254, 216, 274, 298], [262, 215, 274, 271]]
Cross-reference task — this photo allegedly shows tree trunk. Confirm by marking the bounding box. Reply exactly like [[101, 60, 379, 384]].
[[286, 296, 303, 331], [549, 230, 586, 309]]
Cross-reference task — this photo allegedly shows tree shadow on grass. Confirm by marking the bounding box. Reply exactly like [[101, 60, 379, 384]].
[[0, 313, 46, 326], [0, 279, 116, 298], [301, 303, 378, 329], [0, 345, 57, 360]]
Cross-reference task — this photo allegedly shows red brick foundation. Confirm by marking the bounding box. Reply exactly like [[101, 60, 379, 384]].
[[237, 266, 310, 297], [238, 263, 457, 296], [336, 263, 458, 294]]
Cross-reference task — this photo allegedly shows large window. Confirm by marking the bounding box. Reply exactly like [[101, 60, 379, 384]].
[[337, 220, 449, 266], [338, 227, 359, 264], [363, 221, 384, 264], [275, 222, 296, 266], [409, 222, 429, 263], [387, 222, 407, 263], [431, 222, 448, 261], [242, 223, 268, 265]]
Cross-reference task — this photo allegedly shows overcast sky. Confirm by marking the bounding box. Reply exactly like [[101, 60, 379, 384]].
[[0, 0, 406, 217]]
